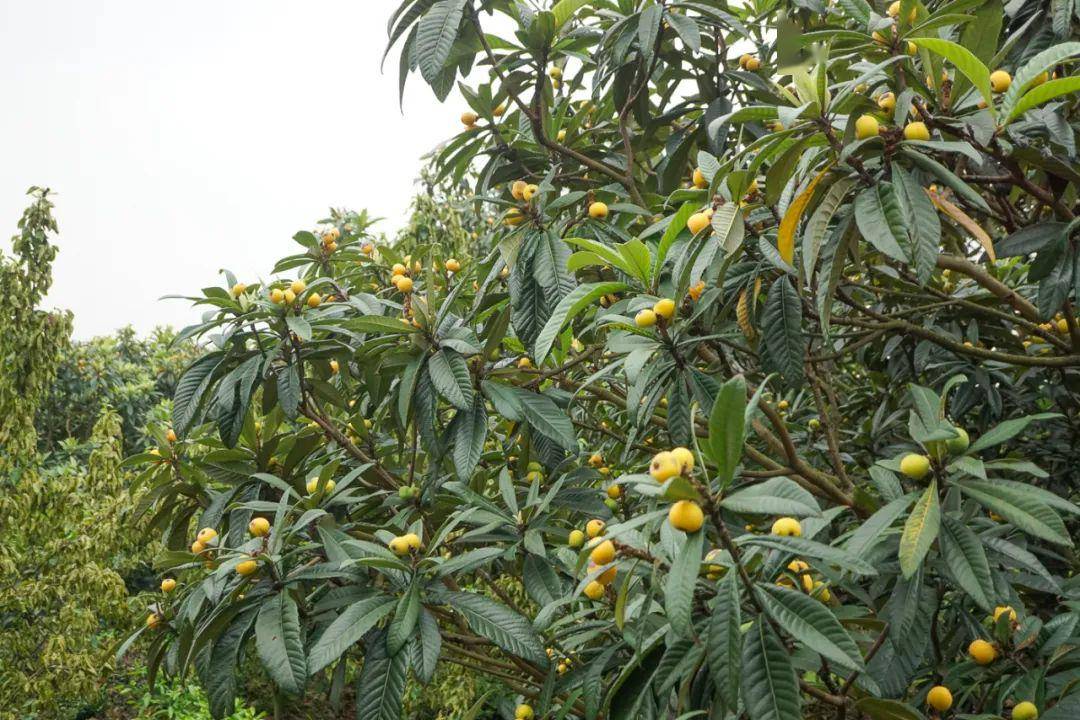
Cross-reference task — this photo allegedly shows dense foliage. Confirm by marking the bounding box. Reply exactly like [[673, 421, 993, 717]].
[[0, 191, 138, 718], [37, 326, 198, 462], [127, 2, 1080, 719]]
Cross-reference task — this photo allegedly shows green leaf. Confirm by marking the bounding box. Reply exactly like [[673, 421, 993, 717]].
[[173, 352, 222, 436], [346, 315, 420, 335], [307, 596, 396, 675], [908, 36, 994, 112], [437, 591, 549, 666], [955, 479, 1073, 546], [707, 374, 747, 486], [803, 178, 855, 282], [276, 364, 301, 420], [637, 4, 663, 70], [893, 168, 940, 285], [355, 629, 408, 720], [206, 608, 256, 720], [285, 314, 311, 341], [741, 621, 801, 720], [551, 0, 590, 30], [534, 281, 628, 363], [654, 201, 698, 273], [386, 582, 421, 657], [939, 514, 995, 611], [1001, 42, 1080, 119], [845, 493, 915, 558], [739, 535, 878, 576], [427, 347, 474, 409], [901, 148, 990, 214], [523, 553, 563, 607], [711, 202, 746, 259], [413, 609, 441, 685], [854, 184, 909, 262], [255, 594, 307, 697], [721, 477, 821, 517], [853, 698, 927, 720], [757, 583, 864, 671], [898, 481, 940, 578], [969, 412, 1059, 453], [416, 0, 467, 84], [762, 276, 805, 388], [708, 572, 742, 713], [665, 528, 705, 637], [452, 399, 487, 480], [512, 388, 577, 451]]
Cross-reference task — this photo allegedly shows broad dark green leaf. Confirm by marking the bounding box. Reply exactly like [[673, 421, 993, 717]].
[[255, 594, 307, 697], [355, 629, 408, 720], [665, 527, 704, 637], [741, 621, 801, 720], [757, 583, 864, 670], [762, 276, 805, 388], [436, 590, 548, 667]]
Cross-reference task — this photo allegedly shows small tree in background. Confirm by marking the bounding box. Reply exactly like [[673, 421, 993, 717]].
[[0, 190, 148, 718]]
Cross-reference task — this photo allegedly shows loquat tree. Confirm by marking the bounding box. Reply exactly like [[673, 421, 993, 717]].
[[128, 2, 1080, 720]]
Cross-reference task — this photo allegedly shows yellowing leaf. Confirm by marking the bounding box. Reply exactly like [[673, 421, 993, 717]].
[[778, 166, 831, 265], [928, 189, 996, 262]]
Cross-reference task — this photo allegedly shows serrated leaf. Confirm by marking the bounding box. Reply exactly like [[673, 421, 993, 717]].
[[416, 0, 467, 84], [427, 347, 474, 409], [909, 36, 994, 112], [803, 178, 855, 282], [757, 583, 864, 670], [708, 571, 742, 713], [534, 281, 628, 363], [173, 352, 223, 436], [512, 387, 576, 450], [741, 621, 801, 720], [739, 535, 877, 575], [956, 479, 1072, 546], [355, 629, 408, 720], [386, 582, 421, 657], [762, 276, 805, 387], [939, 514, 995, 611], [1001, 41, 1080, 119], [437, 591, 549, 666], [855, 184, 909, 262], [255, 594, 307, 697], [452, 399, 486, 480], [721, 477, 820, 517], [894, 168, 940, 285], [1008, 76, 1080, 121], [307, 597, 396, 675]]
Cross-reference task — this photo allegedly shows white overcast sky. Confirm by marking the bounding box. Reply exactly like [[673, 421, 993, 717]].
[[1, 1, 466, 339]]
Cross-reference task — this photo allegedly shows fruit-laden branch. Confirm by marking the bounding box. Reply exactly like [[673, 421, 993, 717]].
[[467, 11, 645, 205]]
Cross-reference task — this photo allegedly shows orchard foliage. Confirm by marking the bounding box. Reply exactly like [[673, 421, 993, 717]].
[[0, 191, 148, 719], [131, 2, 1080, 719]]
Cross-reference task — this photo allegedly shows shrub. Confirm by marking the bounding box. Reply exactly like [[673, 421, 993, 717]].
[[128, 3, 1080, 720]]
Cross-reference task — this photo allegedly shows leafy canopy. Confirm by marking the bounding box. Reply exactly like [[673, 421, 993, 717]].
[[126, 2, 1080, 719]]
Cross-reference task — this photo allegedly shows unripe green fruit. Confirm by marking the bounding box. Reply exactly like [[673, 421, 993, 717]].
[[947, 427, 969, 454], [604, 498, 619, 511]]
